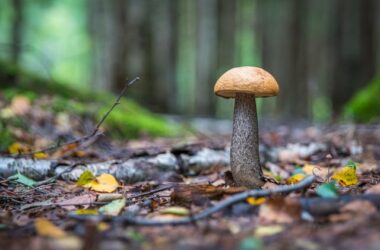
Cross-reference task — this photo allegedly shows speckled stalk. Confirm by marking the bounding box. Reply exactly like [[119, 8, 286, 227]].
[[231, 93, 264, 188]]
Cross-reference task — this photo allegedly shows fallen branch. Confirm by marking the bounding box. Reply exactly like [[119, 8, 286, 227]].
[[127, 184, 173, 200], [300, 193, 380, 216], [69, 175, 315, 226], [0, 148, 229, 182], [7, 77, 139, 157]]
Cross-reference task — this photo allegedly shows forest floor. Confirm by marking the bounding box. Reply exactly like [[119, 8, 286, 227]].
[[1, 94, 380, 250]]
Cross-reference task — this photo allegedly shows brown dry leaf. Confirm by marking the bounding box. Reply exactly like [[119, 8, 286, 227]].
[[358, 162, 378, 173], [365, 183, 380, 194], [329, 200, 377, 222], [35, 218, 66, 238], [278, 149, 299, 163], [57, 194, 97, 210], [84, 174, 119, 193], [11, 96, 31, 115], [171, 184, 224, 206], [341, 200, 377, 215], [258, 197, 301, 224]]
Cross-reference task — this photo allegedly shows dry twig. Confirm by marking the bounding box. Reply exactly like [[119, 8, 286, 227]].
[[7, 77, 139, 157]]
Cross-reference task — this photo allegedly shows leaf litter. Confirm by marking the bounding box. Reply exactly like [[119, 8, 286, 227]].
[[0, 93, 380, 249]]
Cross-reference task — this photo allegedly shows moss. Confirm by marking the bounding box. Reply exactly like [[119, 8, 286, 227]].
[[0, 60, 182, 138], [2, 88, 38, 102], [99, 100, 178, 138], [345, 76, 380, 122], [0, 122, 14, 151]]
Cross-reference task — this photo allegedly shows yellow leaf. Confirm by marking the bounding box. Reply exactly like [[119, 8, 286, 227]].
[[8, 143, 29, 154], [98, 222, 110, 232], [286, 173, 305, 184], [302, 164, 329, 179], [331, 166, 358, 186], [255, 225, 284, 238], [33, 152, 49, 159], [246, 197, 266, 205], [35, 218, 66, 238], [75, 209, 98, 215], [84, 174, 119, 193], [159, 206, 189, 216]]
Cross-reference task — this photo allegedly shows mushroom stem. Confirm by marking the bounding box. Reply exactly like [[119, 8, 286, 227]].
[[231, 93, 264, 188]]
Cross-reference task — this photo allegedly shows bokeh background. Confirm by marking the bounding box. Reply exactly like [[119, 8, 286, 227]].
[[1, 0, 380, 123]]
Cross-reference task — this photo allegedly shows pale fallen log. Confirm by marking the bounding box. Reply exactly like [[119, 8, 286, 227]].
[[0, 148, 230, 183]]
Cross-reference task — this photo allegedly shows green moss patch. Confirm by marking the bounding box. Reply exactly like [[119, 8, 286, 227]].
[[345, 76, 380, 122]]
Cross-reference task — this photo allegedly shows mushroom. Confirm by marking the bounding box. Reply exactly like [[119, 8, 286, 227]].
[[214, 66, 279, 188]]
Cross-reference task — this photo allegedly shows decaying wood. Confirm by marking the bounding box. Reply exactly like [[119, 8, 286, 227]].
[[0, 148, 230, 183]]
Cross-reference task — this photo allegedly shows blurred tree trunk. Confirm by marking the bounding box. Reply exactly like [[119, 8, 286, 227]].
[[149, 0, 177, 113], [215, 0, 236, 118], [88, 0, 127, 91], [256, 0, 310, 120], [176, 0, 197, 115], [123, 0, 152, 106], [330, 0, 376, 117], [10, 0, 24, 65], [195, 0, 218, 116]]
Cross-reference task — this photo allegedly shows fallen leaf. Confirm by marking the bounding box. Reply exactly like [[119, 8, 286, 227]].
[[315, 182, 338, 198], [57, 194, 97, 210], [35, 218, 66, 238], [286, 173, 305, 185], [246, 197, 266, 206], [21, 199, 53, 210], [99, 198, 126, 216], [75, 209, 98, 215], [294, 239, 319, 250], [365, 183, 380, 194], [84, 174, 119, 193], [159, 206, 189, 216], [258, 197, 301, 224], [8, 143, 30, 154], [97, 193, 124, 202], [11, 96, 31, 115], [51, 236, 82, 250], [302, 164, 329, 179], [76, 171, 95, 186], [331, 166, 358, 186], [254, 225, 284, 238], [33, 152, 49, 159], [98, 222, 110, 232], [329, 200, 377, 222], [345, 160, 358, 169], [239, 236, 263, 250], [341, 200, 377, 215], [7, 171, 36, 187]]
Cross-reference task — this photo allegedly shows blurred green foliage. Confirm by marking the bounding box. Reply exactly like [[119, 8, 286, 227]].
[[0, 60, 180, 147], [345, 76, 380, 122]]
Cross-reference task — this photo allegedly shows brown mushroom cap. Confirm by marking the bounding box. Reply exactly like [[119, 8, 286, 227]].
[[214, 66, 279, 98]]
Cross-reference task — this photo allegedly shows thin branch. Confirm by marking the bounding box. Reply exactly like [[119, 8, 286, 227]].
[[69, 175, 315, 226], [127, 184, 173, 200], [7, 77, 139, 157], [91, 77, 139, 137]]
